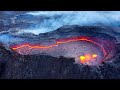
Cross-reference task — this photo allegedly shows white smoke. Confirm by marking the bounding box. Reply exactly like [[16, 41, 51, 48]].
[[0, 33, 24, 47], [1, 11, 120, 47], [16, 11, 120, 35]]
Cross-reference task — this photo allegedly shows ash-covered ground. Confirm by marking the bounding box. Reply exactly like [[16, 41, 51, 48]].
[[0, 11, 120, 79]]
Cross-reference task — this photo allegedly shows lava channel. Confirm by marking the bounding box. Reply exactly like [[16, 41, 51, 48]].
[[10, 36, 113, 66]]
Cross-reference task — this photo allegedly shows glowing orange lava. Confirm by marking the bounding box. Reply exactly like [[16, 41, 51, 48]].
[[11, 36, 107, 58], [84, 54, 92, 61], [80, 56, 86, 63], [80, 53, 98, 64], [92, 54, 97, 58]]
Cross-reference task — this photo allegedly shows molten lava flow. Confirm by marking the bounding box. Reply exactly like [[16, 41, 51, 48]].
[[84, 54, 92, 61], [92, 54, 97, 58], [11, 36, 108, 65], [80, 56, 86, 63], [11, 36, 107, 58], [79, 54, 98, 64]]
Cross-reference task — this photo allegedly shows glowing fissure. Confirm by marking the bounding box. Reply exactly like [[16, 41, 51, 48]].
[[11, 36, 107, 58]]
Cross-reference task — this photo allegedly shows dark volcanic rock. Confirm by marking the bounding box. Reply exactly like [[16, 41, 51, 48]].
[[1, 55, 76, 79]]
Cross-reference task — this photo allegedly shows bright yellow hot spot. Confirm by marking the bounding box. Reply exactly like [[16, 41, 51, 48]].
[[80, 56, 86, 63], [92, 54, 97, 58]]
